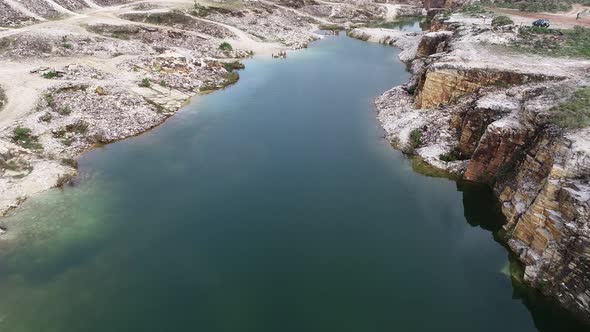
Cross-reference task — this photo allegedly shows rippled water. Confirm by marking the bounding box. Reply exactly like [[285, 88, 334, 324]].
[[0, 32, 587, 332]]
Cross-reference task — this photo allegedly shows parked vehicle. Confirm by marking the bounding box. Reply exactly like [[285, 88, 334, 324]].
[[532, 19, 550, 28]]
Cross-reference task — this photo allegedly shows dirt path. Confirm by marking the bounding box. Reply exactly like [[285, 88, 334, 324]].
[[492, 5, 590, 28], [194, 16, 283, 54], [259, 0, 332, 25], [0, 0, 313, 126]]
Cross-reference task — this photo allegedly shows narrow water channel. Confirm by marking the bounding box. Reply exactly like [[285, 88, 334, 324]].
[[0, 32, 587, 331]]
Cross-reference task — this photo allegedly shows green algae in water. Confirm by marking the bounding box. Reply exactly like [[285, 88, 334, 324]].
[[0, 177, 114, 256], [409, 155, 462, 180]]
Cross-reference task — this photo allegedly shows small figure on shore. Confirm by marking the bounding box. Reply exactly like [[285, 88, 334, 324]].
[[272, 50, 287, 59]]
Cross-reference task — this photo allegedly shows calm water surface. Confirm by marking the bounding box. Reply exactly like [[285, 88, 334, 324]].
[[0, 33, 587, 331]]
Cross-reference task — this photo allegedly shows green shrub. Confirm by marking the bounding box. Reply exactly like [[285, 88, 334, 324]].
[[512, 26, 590, 59], [57, 106, 72, 116], [44, 94, 55, 107], [159, 80, 167, 87], [61, 158, 78, 168], [12, 126, 42, 150], [221, 72, 239, 87], [0, 87, 6, 110], [492, 15, 514, 27], [457, 4, 491, 15], [562, 26, 590, 58], [549, 87, 590, 129], [222, 61, 245, 72], [192, 2, 211, 17], [199, 72, 240, 92], [482, 0, 578, 12], [439, 149, 465, 162], [42, 70, 59, 79], [65, 121, 89, 134], [139, 78, 151, 88], [409, 128, 423, 150], [219, 42, 233, 51], [62, 137, 75, 146], [61, 36, 73, 49]]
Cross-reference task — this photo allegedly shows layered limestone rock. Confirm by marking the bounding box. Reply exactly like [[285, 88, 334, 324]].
[[415, 67, 562, 108], [374, 12, 590, 321], [415, 31, 452, 57], [499, 131, 590, 319], [464, 115, 529, 182]]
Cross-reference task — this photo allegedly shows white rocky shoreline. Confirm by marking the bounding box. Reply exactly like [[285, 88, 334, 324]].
[[1, 0, 410, 218]]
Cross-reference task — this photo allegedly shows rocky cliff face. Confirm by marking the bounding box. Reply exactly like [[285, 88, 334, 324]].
[[415, 67, 559, 108], [370, 13, 590, 321], [498, 128, 590, 319]]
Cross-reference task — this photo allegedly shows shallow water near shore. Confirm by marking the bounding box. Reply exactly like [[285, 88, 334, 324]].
[[0, 33, 588, 331]]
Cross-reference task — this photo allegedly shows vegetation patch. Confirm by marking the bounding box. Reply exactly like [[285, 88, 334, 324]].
[[549, 86, 590, 129], [139, 78, 151, 88], [222, 61, 245, 72], [2, 159, 31, 173], [191, 2, 235, 17], [62, 137, 75, 146], [0, 86, 5, 110], [60, 158, 78, 168], [192, 3, 212, 17], [42, 70, 60, 79], [130, 10, 194, 26], [85, 24, 139, 40], [410, 156, 461, 180], [44, 93, 55, 107], [12, 126, 42, 150], [439, 149, 467, 162], [491, 15, 514, 27], [222, 72, 239, 87], [61, 36, 72, 49], [409, 128, 423, 150], [65, 121, 89, 134], [200, 72, 240, 92], [0, 37, 14, 53], [511, 26, 590, 59], [57, 106, 72, 116], [481, 0, 590, 12], [456, 4, 492, 15], [319, 24, 346, 31], [219, 41, 233, 51]]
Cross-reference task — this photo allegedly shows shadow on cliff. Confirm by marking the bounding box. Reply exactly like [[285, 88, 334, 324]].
[[456, 181, 590, 332]]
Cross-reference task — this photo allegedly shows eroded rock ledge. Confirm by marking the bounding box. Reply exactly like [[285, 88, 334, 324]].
[[359, 14, 590, 321]]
